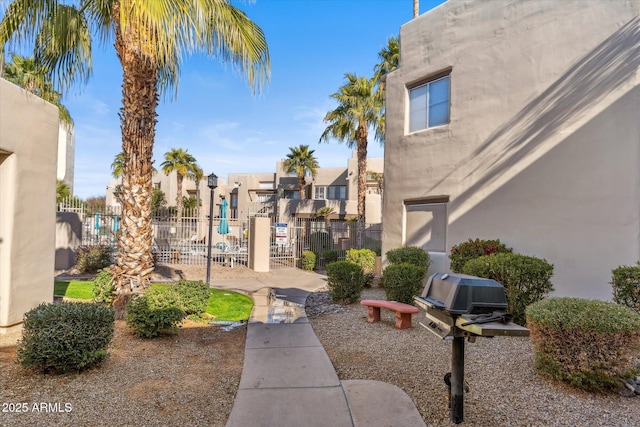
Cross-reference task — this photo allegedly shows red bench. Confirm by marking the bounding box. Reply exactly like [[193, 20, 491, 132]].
[[360, 299, 419, 329]]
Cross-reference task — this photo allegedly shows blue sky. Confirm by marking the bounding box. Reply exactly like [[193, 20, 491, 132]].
[[56, 0, 446, 198]]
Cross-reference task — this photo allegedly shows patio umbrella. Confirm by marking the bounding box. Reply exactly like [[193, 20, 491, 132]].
[[217, 199, 230, 235], [94, 212, 101, 232]]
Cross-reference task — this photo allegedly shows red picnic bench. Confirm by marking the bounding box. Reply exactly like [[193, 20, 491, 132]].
[[360, 299, 419, 329]]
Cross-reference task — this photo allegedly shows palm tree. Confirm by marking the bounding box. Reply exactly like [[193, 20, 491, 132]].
[[0, 1, 269, 311], [3, 54, 73, 125], [373, 36, 399, 90], [315, 206, 336, 233], [111, 152, 125, 179], [187, 164, 204, 216], [320, 73, 384, 247], [282, 145, 319, 200], [56, 179, 70, 204], [161, 148, 198, 229]]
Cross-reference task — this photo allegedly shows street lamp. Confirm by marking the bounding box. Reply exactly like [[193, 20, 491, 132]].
[[205, 173, 218, 285]]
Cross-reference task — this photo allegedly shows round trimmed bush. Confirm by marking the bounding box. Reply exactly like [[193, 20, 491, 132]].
[[301, 251, 316, 271], [449, 238, 512, 273], [382, 263, 426, 304], [17, 302, 115, 373], [92, 269, 116, 304], [611, 262, 640, 312], [326, 261, 364, 304], [527, 297, 640, 391], [386, 246, 430, 270], [175, 280, 211, 315], [126, 288, 185, 338], [462, 252, 553, 325]]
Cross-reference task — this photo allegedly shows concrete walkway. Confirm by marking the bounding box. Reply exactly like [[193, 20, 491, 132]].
[[223, 268, 426, 427]]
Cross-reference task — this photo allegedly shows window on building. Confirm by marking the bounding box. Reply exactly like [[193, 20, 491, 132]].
[[327, 186, 346, 200], [257, 194, 275, 203], [408, 74, 450, 132], [404, 200, 448, 252], [283, 190, 300, 200], [259, 181, 274, 189], [314, 186, 325, 200]]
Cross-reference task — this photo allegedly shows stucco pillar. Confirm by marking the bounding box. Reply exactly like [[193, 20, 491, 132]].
[[249, 217, 270, 272], [0, 79, 58, 334]]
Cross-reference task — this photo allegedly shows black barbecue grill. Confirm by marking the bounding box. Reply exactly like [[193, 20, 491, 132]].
[[414, 272, 529, 424]]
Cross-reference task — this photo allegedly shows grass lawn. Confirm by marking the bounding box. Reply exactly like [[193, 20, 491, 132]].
[[54, 280, 94, 300], [53, 280, 253, 321]]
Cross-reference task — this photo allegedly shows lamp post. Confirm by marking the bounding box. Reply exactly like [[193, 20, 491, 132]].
[[205, 173, 218, 285]]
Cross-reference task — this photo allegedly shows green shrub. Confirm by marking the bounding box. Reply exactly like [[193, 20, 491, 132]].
[[449, 238, 512, 273], [301, 251, 316, 271], [611, 262, 640, 312], [175, 280, 211, 315], [17, 302, 114, 373], [308, 231, 331, 256], [92, 270, 115, 304], [382, 263, 426, 304], [75, 245, 113, 272], [326, 261, 364, 304], [346, 248, 377, 288], [462, 252, 553, 325], [126, 288, 185, 338], [323, 250, 339, 265], [386, 246, 431, 270], [527, 297, 640, 391]]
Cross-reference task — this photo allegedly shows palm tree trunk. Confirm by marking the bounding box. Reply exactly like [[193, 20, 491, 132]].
[[111, 3, 158, 317], [176, 173, 184, 233], [298, 175, 306, 200], [356, 124, 368, 249]]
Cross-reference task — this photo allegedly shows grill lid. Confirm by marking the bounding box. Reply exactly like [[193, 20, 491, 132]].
[[419, 272, 507, 315]]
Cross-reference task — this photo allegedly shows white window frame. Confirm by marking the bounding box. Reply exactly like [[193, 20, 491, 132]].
[[408, 73, 450, 133], [314, 186, 326, 200]]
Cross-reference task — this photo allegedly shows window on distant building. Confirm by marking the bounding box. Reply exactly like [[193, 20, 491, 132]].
[[257, 194, 275, 202], [327, 186, 346, 200], [314, 186, 325, 200], [408, 72, 450, 132], [259, 181, 274, 189], [283, 190, 300, 200]]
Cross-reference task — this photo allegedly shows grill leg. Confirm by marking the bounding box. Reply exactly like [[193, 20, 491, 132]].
[[451, 335, 465, 424]]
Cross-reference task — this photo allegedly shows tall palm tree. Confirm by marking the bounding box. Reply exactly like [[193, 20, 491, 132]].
[[187, 163, 204, 216], [0, 1, 269, 310], [282, 144, 319, 200], [373, 36, 399, 90], [161, 148, 198, 228], [3, 54, 73, 125], [320, 73, 384, 247]]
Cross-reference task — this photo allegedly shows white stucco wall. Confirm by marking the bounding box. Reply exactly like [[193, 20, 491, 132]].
[[383, 0, 640, 300], [0, 78, 59, 332]]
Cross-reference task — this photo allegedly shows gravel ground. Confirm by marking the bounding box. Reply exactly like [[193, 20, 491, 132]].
[[306, 287, 640, 427], [1, 264, 262, 427], [0, 320, 246, 427]]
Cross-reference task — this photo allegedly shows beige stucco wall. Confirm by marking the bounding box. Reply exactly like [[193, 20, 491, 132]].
[[0, 78, 59, 332], [383, 0, 640, 300]]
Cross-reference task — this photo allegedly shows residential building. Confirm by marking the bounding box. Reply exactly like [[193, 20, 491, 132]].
[[382, 0, 640, 300], [1, 78, 58, 333], [106, 151, 383, 224]]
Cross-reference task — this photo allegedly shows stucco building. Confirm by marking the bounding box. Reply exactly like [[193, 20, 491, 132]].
[[1, 78, 58, 333], [106, 151, 384, 224], [382, 0, 640, 299]]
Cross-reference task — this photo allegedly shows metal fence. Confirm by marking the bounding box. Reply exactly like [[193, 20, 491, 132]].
[[269, 218, 382, 270], [58, 198, 382, 270], [57, 198, 249, 268]]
